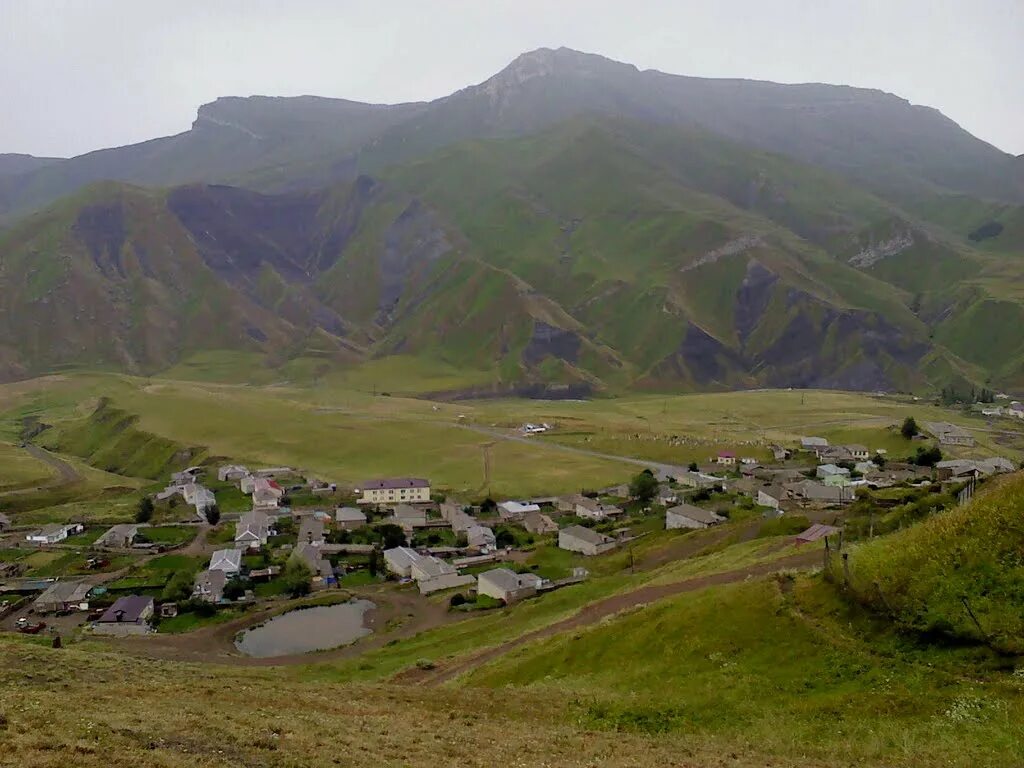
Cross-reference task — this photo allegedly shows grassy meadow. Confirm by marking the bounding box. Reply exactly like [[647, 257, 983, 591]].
[[1, 372, 1020, 511], [0, 442, 53, 491]]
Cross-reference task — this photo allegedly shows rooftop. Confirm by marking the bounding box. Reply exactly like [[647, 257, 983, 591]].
[[98, 595, 153, 623], [360, 478, 430, 490], [560, 525, 612, 546]]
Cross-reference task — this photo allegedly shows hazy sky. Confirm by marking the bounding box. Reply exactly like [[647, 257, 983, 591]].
[[2, 0, 1022, 158]]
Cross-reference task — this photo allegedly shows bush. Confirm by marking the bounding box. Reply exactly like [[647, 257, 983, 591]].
[[204, 504, 221, 525], [282, 558, 312, 597], [136, 497, 154, 524], [449, 593, 467, 608], [161, 570, 194, 602], [901, 416, 919, 439]]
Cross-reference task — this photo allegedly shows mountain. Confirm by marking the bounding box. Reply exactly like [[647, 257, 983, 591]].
[[0, 96, 424, 223], [3, 114, 1013, 392], [1, 48, 1022, 392], [0, 153, 62, 177], [1, 48, 1020, 225]]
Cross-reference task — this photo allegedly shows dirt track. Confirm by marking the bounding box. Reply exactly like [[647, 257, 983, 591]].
[[398, 548, 821, 686]]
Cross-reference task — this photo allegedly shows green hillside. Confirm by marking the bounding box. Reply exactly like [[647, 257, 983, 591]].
[[840, 472, 1024, 653]]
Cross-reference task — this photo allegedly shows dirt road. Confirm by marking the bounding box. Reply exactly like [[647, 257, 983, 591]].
[[399, 548, 821, 686], [0, 444, 84, 498], [455, 424, 684, 476]]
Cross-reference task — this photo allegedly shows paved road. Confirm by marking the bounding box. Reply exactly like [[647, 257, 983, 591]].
[[398, 548, 821, 687]]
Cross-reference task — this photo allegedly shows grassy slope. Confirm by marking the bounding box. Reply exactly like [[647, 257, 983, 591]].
[[0, 442, 54, 490], [842, 472, 1024, 652], [462, 575, 1023, 767]]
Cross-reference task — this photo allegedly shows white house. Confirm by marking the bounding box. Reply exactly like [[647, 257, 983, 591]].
[[209, 548, 242, 576], [96, 524, 140, 548], [665, 504, 725, 530], [497, 500, 541, 520], [477, 568, 544, 603], [26, 523, 83, 545]]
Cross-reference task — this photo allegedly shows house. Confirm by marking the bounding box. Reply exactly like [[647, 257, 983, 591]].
[[381, 547, 472, 593], [801, 437, 829, 451], [715, 451, 737, 466], [235, 510, 272, 550], [298, 517, 325, 546], [816, 464, 850, 480], [217, 464, 249, 482], [665, 504, 726, 530], [25, 523, 82, 545], [845, 445, 871, 461], [497, 500, 541, 520], [466, 524, 496, 550], [93, 595, 154, 636], [209, 548, 242, 576], [0, 513, 10, 531], [293, 543, 335, 585], [794, 524, 841, 545], [924, 421, 975, 447], [383, 546, 421, 578], [356, 478, 431, 505], [566, 495, 621, 520], [977, 457, 1015, 475], [522, 511, 558, 534], [756, 486, 787, 511], [558, 525, 616, 556], [239, 474, 256, 494], [785, 480, 853, 504], [815, 445, 852, 462], [441, 504, 478, 533], [677, 471, 722, 490], [252, 477, 284, 509], [477, 568, 544, 603], [33, 580, 92, 613], [740, 457, 758, 466], [192, 569, 227, 603], [391, 504, 428, 532], [96, 524, 140, 548], [171, 467, 202, 484], [335, 507, 367, 529], [771, 445, 792, 461]]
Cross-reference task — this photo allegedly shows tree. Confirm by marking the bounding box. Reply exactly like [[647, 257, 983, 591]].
[[283, 558, 313, 597], [871, 453, 887, 468], [223, 578, 250, 601], [367, 548, 381, 577], [479, 497, 497, 515], [204, 504, 221, 526], [687, 461, 699, 472], [377, 523, 406, 550], [628, 470, 659, 504], [162, 570, 194, 602], [900, 416, 919, 440], [913, 445, 943, 467], [136, 496, 154, 524]]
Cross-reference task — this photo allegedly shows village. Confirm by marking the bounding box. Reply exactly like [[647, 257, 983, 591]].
[[0, 417, 1017, 650]]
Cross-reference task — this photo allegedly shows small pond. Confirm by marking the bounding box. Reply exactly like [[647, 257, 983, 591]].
[[235, 599, 375, 657]]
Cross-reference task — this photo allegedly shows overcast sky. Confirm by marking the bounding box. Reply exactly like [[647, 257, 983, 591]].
[[2, 0, 1022, 158]]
